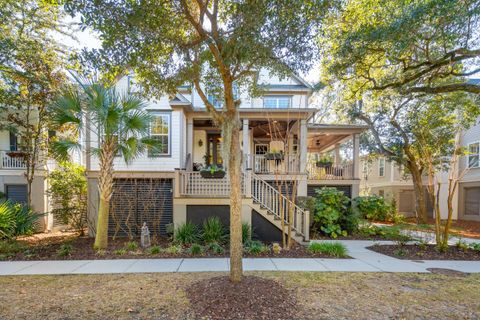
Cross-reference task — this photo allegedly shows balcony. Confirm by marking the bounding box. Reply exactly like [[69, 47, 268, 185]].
[[306, 161, 354, 180], [245, 154, 300, 174], [0, 151, 26, 169]]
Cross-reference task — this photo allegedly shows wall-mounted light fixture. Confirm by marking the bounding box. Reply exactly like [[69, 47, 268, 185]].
[[198, 139, 203, 147]]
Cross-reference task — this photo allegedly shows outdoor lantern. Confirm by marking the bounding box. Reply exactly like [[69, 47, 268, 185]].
[[141, 222, 151, 248], [198, 139, 203, 147]]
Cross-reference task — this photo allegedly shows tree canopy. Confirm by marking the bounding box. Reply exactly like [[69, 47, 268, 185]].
[[320, 0, 480, 97]]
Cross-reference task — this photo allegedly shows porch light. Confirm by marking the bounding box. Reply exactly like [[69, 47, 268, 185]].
[[316, 139, 321, 146], [198, 139, 203, 147]]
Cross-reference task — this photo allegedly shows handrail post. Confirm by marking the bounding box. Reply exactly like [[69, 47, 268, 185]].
[[174, 168, 181, 197], [304, 210, 310, 241], [0, 151, 3, 169]]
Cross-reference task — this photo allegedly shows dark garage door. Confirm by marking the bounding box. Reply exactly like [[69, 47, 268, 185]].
[[109, 178, 173, 237], [307, 185, 352, 199], [5, 184, 27, 204]]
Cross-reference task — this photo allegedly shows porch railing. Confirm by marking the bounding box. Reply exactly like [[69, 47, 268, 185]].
[[306, 161, 354, 180], [0, 151, 26, 169], [251, 173, 308, 239], [178, 171, 244, 197], [244, 154, 300, 174]]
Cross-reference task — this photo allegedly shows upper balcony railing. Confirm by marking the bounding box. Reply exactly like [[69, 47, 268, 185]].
[[0, 151, 27, 169], [244, 154, 300, 174], [306, 161, 354, 180]]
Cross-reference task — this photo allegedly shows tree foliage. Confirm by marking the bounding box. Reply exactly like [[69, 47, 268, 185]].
[[320, 0, 480, 97]]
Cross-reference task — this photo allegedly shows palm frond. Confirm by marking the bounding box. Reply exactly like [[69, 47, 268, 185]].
[[51, 87, 82, 127], [50, 139, 81, 162]]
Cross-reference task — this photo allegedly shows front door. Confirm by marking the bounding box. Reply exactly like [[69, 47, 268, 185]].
[[207, 134, 223, 167]]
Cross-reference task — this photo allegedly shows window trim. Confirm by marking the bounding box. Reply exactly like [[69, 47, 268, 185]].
[[262, 95, 292, 109], [148, 112, 171, 157], [378, 157, 385, 177], [468, 141, 480, 168]]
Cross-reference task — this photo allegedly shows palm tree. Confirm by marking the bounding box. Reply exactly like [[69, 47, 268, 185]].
[[51, 80, 159, 250]]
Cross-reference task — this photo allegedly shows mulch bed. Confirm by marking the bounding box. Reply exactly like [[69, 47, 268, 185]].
[[1, 233, 348, 260], [186, 276, 297, 320], [368, 244, 480, 260]]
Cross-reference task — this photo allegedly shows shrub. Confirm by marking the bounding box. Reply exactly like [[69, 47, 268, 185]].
[[148, 245, 161, 254], [56, 243, 73, 257], [244, 240, 269, 255], [469, 243, 480, 252], [201, 217, 227, 244], [174, 222, 199, 245], [307, 242, 347, 258], [242, 223, 252, 243], [125, 241, 138, 251], [114, 248, 127, 255], [0, 200, 41, 239], [207, 242, 225, 254], [48, 162, 87, 234], [164, 245, 182, 255], [357, 225, 408, 241], [353, 195, 391, 221], [188, 243, 203, 255], [312, 188, 358, 238]]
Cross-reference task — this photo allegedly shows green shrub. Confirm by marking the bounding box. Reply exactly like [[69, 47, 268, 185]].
[[125, 241, 138, 251], [312, 188, 358, 238], [174, 222, 199, 245], [164, 245, 182, 255], [0, 200, 41, 239], [56, 243, 73, 257], [244, 240, 269, 255], [188, 243, 203, 255], [114, 248, 127, 255], [469, 243, 480, 251], [201, 217, 227, 244], [353, 195, 390, 221], [242, 223, 252, 243], [148, 245, 161, 254], [207, 242, 225, 254], [48, 162, 87, 235], [307, 242, 347, 257]]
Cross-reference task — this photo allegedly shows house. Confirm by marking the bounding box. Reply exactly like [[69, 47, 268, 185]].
[[0, 130, 55, 231], [360, 156, 416, 216], [80, 70, 367, 243]]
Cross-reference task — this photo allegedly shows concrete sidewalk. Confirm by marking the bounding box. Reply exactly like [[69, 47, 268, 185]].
[[1, 240, 479, 276]]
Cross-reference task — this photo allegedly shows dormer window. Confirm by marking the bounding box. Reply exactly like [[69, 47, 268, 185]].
[[263, 96, 291, 108]]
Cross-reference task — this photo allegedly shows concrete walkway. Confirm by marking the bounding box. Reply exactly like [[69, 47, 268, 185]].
[[1, 240, 479, 276]]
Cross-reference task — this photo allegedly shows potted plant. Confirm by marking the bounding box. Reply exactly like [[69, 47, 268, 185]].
[[200, 165, 226, 179], [316, 155, 333, 169], [265, 149, 284, 160], [6, 150, 28, 158]]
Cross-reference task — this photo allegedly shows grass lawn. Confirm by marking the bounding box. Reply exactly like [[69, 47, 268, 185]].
[[1, 272, 479, 319]]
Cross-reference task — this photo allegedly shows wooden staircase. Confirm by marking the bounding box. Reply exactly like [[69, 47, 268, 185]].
[[249, 173, 309, 244]]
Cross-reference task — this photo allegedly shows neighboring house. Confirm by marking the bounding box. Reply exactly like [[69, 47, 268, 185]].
[[0, 130, 55, 231], [450, 79, 480, 222], [360, 156, 416, 216], [84, 69, 366, 243]]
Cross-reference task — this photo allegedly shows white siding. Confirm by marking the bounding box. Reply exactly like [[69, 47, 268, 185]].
[[0, 131, 10, 151]]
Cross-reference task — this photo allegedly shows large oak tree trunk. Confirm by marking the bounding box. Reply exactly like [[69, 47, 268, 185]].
[[409, 164, 428, 223], [94, 141, 115, 250]]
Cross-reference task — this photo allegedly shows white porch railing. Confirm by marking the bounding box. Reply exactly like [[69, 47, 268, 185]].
[[179, 171, 244, 197], [245, 154, 300, 174], [306, 161, 354, 180], [0, 151, 26, 169], [251, 173, 308, 239]]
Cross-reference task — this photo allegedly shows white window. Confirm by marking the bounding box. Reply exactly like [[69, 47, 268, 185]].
[[148, 113, 170, 156], [263, 96, 291, 109], [468, 142, 480, 168], [378, 157, 385, 177]]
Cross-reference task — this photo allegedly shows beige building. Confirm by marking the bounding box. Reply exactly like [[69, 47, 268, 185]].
[[360, 156, 416, 216], [84, 70, 367, 243]]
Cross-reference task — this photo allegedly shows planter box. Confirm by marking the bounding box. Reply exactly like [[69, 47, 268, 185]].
[[200, 170, 226, 179], [316, 162, 333, 169], [6, 151, 28, 158], [265, 153, 284, 160]]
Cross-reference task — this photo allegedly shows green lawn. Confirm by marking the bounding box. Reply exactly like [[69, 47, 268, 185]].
[[0, 272, 479, 319]]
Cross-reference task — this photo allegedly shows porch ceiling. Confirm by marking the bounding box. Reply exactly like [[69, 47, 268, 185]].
[[307, 133, 349, 153]]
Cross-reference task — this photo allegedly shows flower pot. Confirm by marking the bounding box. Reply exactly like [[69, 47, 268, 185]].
[[316, 162, 333, 169], [6, 151, 27, 158], [265, 153, 284, 160], [200, 170, 226, 179]]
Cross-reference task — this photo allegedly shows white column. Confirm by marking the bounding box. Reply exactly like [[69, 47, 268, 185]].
[[242, 119, 250, 168], [299, 120, 307, 172], [186, 118, 194, 170], [353, 133, 360, 179], [334, 143, 341, 166]]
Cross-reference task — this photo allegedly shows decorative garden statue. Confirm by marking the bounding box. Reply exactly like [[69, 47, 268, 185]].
[[141, 222, 151, 248]]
